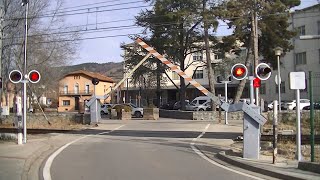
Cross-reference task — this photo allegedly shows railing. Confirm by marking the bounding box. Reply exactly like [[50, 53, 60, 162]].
[[59, 90, 93, 96]]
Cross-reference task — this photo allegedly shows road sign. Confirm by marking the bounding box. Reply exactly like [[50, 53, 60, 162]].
[[289, 72, 306, 90], [275, 75, 281, 85]]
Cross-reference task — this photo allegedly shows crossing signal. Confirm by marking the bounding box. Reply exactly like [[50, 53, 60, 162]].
[[256, 63, 272, 80], [253, 77, 261, 88], [28, 70, 41, 83], [9, 70, 23, 84], [92, 78, 99, 85], [231, 63, 248, 80]]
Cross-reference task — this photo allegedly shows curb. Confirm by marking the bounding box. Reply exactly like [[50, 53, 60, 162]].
[[215, 152, 305, 180]]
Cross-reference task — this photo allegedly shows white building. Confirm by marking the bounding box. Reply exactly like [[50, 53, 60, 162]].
[[262, 4, 320, 102]]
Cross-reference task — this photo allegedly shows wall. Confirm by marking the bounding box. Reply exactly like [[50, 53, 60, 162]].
[[1, 113, 87, 128]]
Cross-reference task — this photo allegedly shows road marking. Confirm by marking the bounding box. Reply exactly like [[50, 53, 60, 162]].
[[190, 124, 265, 180], [42, 124, 125, 180]]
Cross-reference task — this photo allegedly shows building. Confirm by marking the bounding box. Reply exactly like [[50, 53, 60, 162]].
[[58, 70, 114, 112], [262, 4, 320, 103]]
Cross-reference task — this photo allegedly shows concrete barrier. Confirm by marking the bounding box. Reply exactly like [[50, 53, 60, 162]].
[[298, 161, 320, 174]]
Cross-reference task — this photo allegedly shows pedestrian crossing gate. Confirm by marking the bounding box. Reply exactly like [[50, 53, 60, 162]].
[[136, 38, 267, 159]]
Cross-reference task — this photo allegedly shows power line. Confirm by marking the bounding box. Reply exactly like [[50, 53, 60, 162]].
[[44, 0, 146, 16], [8, 20, 231, 40], [6, 5, 151, 21]]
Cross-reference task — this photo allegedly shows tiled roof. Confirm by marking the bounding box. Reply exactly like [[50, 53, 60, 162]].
[[65, 70, 114, 83]]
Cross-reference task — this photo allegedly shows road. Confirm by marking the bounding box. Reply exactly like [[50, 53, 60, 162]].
[[44, 119, 265, 180]]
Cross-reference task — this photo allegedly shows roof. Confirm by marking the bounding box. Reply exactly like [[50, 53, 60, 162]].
[[64, 70, 114, 83], [292, 4, 320, 13]]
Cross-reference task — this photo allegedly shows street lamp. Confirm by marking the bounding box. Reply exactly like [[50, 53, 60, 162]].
[[274, 47, 283, 112]]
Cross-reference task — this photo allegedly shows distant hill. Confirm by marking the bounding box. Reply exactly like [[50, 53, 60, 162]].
[[58, 62, 124, 82]]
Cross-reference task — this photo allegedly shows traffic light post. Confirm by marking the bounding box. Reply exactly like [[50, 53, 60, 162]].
[[9, 69, 41, 144]]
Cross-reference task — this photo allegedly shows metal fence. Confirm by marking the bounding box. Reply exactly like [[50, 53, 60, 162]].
[[309, 72, 320, 162]]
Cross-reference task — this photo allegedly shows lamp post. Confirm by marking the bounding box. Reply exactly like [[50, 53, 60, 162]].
[[274, 47, 283, 112]]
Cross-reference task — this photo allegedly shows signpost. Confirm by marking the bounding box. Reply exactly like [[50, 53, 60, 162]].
[[289, 72, 306, 161]]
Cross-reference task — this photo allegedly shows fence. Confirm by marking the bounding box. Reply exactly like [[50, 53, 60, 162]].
[[309, 71, 320, 162]]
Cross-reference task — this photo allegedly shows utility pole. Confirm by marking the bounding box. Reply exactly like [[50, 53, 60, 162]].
[[252, 0, 259, 106], [0, 0, 5, 117], [203, 0, 216, 111]]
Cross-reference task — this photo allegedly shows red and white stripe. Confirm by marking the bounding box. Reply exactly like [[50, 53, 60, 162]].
[[136, 38, 210, 96]]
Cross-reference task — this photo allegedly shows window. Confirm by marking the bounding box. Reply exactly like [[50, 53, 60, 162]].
[[85, 85, 90, 94], [193, 70, 203, 79], [62, 100, 70, 106], [74, 76, 80, 79], [74, 84, 79, 94], [297, 26, 305, 36], [172, 72, 180, 80], [318, 21, 320, 35], [275, 82, 286, 94], [260, 84, 266, 94], [63, 85, 68, 94], [193, 51, 203, 61], [214, 54, 222, 60], [295, 52, 306, 65]]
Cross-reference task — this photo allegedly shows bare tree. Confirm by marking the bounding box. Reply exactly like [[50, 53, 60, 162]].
[[1, 0, 80, 107]]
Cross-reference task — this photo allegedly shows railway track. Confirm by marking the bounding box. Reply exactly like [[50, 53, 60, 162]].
[[1, 128, 319, 145]]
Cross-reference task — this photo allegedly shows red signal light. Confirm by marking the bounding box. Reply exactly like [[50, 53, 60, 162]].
[[235, 67, 245, 76], [231, 63, 248, 80], [253, 77, 261, 88], [28, 70, 41, 83]]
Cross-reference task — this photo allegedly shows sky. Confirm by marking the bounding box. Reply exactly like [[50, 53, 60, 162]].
[[56, 0, 319, 65]]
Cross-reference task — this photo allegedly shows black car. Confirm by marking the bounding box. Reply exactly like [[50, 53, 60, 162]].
[[302, 103, 320, 110], [160, 100, 176, 110]]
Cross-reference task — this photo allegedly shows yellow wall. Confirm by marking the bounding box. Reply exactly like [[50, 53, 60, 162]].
[[58, 74, 114, 112]]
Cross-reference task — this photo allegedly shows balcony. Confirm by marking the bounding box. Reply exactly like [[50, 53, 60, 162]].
[[59, 90, 93, 96]]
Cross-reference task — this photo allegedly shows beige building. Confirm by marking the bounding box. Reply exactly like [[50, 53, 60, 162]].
[[58, 70, 114, 112]]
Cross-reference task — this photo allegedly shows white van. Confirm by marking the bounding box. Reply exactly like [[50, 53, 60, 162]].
[[186, 96, 211, 111]]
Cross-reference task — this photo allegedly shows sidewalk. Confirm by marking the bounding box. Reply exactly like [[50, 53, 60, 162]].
[[195, 120, 320, 180]]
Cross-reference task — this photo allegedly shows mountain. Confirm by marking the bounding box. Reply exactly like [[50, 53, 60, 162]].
[[59, 62, 124, 82]]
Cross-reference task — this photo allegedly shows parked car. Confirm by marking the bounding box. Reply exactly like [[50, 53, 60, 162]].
[[283, 99, 310, 110], [160, 100, 176, 110], [302, 103, 320, 110], [173, 100, 190, 110], [185, 96, 211, 111], [196, 101, 211, 111], [101, 103, 113, 114], [267, 101, 289, 110], [112, 103, 143, 118], [125, 103, 144, 118]]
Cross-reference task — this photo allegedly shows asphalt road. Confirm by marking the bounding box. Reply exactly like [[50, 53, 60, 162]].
[[47, 119, 260, 180]]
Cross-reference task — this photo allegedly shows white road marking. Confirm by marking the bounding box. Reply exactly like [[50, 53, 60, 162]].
[[190, 124, 265, 180], [42, 124, 125, 180]]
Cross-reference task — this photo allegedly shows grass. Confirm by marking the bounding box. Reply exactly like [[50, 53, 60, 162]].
[[262, 115, 320, 162]]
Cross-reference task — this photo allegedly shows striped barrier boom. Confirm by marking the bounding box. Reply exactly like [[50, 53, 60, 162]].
[[136, 38, 221, 106]]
